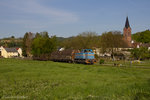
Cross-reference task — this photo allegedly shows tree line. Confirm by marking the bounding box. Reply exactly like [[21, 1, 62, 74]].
[[132, 30, 150, 43], [0, 36, 22, 48], [1, 29, 150, 60]]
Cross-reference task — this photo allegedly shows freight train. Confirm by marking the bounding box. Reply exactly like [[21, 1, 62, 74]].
[[50, 49, 96, 64]]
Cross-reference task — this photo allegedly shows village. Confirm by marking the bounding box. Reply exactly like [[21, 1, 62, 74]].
[[0, 17, 150, 62]]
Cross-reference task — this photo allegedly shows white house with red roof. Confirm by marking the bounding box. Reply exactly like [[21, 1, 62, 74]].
[[0, 46, 23, 58]]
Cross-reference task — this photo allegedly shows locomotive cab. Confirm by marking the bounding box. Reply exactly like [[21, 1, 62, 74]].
[[81, 49, 95, 60], [75, 49, 96, 64], [81, 49, 93, 53]]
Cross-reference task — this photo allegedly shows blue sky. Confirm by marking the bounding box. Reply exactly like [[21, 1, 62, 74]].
[[0, 0, 150, 38]]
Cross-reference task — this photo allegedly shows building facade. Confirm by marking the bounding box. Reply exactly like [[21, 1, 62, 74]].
[[0, 46, 23, 58]]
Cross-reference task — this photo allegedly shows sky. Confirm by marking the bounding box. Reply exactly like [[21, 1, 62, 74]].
[[0, 0, 150, 38]]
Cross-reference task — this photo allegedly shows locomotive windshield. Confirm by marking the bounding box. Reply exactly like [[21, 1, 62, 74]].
[[83, 49, 93, 53]]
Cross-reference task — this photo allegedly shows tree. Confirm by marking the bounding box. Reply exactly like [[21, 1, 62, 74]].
[[7, 40, 16, 47], [100, 31, 128, 60], [11, 36, 15, 39], [132, 30, 150, 43], [35, 32, 41, 38], [130, 47, 150, 60], [22, 32, 33, 57], [32, 33, 57, 60], [61, 32, 100, 49], [40, 31, 49, 38]]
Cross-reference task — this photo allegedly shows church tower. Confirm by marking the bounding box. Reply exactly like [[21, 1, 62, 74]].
[[123, 16, 132, 47]]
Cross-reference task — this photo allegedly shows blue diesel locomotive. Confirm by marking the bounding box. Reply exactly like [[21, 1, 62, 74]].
[[74, 49, 96, 64]]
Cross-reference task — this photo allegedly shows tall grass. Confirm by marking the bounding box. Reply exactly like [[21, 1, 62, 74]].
[[0, 59, 150, 99]]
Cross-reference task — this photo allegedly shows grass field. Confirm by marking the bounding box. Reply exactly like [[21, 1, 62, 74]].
[[102, 60, 150, 68], [0, 59, 150, 100]]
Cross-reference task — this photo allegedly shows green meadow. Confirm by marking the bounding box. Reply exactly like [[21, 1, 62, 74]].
[[0, 59, 150, 100]]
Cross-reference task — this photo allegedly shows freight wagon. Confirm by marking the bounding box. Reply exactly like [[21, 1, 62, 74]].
[[50, 49, 96, 64]]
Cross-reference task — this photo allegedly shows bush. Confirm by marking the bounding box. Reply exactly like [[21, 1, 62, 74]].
[[94, 54, 99, 60], [99, 59, 105, 64]]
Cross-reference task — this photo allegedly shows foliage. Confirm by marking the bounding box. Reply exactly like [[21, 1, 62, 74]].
[[40, 31, 49, 38], [99, 59, 105, 64], [0, 59, 150, 99], [94, 54, 99, 60], [32, 32, 57, 60], [22, 32, 33, 57], [22, 31, 57, 59], [0, 40, 22, 48], [7, 41, 22, 47], [100, 31, 128, 59], [11, 36, 15, 38], [130, 47, 150, 60], [0, 36, 23, 48], [61, 32, 100, 49], [132, 30, 150, 43]]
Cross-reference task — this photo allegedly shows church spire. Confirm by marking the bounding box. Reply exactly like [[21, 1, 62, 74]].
[[123, 16, 132, 47], [125, 16, 130, 28]]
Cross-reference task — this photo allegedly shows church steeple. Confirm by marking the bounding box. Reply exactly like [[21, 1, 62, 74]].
[[123, 16, 132, 47], [125, 16, 130, 28]]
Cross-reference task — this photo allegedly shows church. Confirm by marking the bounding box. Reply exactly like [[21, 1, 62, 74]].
[[123, 16, 132, 47], [124, 17, 150, 49]]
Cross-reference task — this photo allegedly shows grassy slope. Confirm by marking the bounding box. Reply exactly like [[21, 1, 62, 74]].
[[0, 59, 150, 100]]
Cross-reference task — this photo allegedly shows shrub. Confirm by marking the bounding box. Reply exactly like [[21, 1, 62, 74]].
[[94, 54, 99, 60], [99, 59, 105, 64]]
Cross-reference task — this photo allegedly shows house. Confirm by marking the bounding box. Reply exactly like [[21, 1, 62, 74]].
[[93, 47, 131, 60], [16, 48, 23, 57], [93, 48, 111, 57], [59, 47, 65, 51], [141, 43, 150, 49], [0, 46, 23, 58], [131, 42, 150, 50], [0, 46, 18, 58]]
